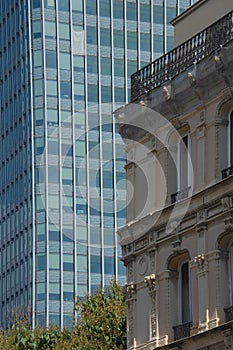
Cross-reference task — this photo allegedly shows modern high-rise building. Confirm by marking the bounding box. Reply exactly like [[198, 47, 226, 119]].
[[0, 0, 195, 329]]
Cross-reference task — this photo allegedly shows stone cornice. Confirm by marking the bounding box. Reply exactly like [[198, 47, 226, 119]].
[[120, 178, 233, 257]]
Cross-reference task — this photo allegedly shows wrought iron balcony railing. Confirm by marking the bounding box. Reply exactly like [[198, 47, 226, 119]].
[[224, 306, 233, 322], [171, 186, 191, 204], [173, 321, 192, 341], [131, 10, 233, 101], [222, 165, 233, 179]]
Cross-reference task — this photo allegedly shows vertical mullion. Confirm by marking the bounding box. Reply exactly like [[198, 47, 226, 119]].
[[55, 2, 63, 328], [27, 0, 36, 329], [96, 0, 105, 289], [41, 0, 50, 327], [83, 0, 91, 295], [69, 0, 77, 322]]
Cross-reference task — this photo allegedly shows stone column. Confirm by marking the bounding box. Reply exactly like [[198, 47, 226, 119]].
[[144, 274, 158, 342], [194, 220, 209, 332], [125, 282, 137, 350]]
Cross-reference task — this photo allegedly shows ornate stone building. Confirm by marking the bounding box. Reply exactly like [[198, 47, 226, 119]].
[[115, 1, 233, 349]]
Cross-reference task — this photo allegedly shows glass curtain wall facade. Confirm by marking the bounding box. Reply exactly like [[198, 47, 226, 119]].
[[0, 0, 196, 328]]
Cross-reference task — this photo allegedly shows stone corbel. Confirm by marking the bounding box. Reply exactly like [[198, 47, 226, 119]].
[[214, 48, 231, 86], [144, 274, 157, 292], [187, 65, 204, 102]]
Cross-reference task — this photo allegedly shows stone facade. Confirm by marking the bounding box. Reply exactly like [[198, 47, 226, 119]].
[[115, 2, 233, 349]]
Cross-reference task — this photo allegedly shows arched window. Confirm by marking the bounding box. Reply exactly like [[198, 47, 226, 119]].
[[222, 110, 233, 179], [225, 243, 233, 322], [173, 260, 192, 341], [227, 111, 233, 168], [171, 134, 191, 203], [179, 261, 191, 323]]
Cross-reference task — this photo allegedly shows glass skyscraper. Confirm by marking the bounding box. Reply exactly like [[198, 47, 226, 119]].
[[0, 0, 195, 329]]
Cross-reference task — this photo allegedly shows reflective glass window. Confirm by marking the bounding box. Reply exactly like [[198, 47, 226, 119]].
[[101, 57, 111, 76], [100, 28, 110, 47], [141, 33, 150, 52], [127, 2, 137, 20], [45, 21, 56, 38], [49, 254, 60, 269], [46, 51, 57, 68], [59, 53, 70, 70], [127, 31, 137, 50], [113, 0, 123, 19], [86, 27, 97, 45], [58, 0, 69, 11], [60, 81, 71, 99], [33, 0, 40, 8], [100, 0, 110, 17], [153, 5, 164, 24], [33, 51, 42, 68], [46, 80, 58, 97], [140, 4, 150, 22], [91, 255, 101, 273], [32, 21, 42, 39], [87, 56, 98, 73], [154, 35, 164, 53], [113, 30, 124, 48], [86, 0, 97, 15], [59, 23, 70, 40], [167, 6, 176, 25]]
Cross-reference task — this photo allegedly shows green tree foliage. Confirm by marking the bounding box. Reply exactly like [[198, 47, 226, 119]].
[[73, 280, 126, 350], [0, 280, 126, 349]]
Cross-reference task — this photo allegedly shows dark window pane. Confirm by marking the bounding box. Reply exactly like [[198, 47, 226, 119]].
[[91, 255, 101, 273], [87, 27, 97, 45], [33, 0, 40, 9], [46, 51, 57, 68], [60, 81, 71, 99]]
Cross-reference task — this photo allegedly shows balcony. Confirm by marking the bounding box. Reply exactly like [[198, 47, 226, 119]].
[[131, 10, 233, 101], [173, 321, 192, 341], [222, 165, 233, 179], [224, 306, 233, 322], [171, 187, 191, 204]]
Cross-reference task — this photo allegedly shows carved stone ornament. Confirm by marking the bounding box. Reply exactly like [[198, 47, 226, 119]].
[[144, 274, 157, 292], [194, 254, 205, 269], [125, 282, 136, 299], [221, 196, 231, 211], [138, 256, 149, 276]]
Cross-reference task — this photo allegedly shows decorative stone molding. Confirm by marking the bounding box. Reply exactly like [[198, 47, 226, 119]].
[[196, 209, 206, 224], [127, 301, 134, 348], [223, 329, 233, 350], [171, 237, 181, 252], [149, 249, 156, 270], [144, 274, 157, 292]]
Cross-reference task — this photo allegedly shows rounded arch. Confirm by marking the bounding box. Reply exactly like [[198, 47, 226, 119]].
[[216, 229, 233, 251], [167, 249, 190, 272], [216, 96, 233, 121]]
